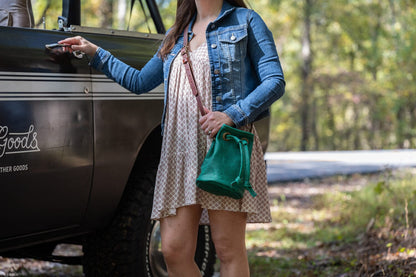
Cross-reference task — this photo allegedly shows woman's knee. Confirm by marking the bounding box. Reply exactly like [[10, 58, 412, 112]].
[[214, 243, 233, 263], [161, 237, 193, 264], [159, 205, 202, 264], [161, 229, 198, 266], [212, 235, 245, 263], [209, 210, 248, 263]]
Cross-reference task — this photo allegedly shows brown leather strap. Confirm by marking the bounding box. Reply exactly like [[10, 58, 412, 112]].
[[181, 25, 207, 116]]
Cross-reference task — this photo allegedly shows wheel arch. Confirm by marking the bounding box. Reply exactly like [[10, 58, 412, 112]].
[[130, 125, 162, 174], [83, 124, 162, 231]]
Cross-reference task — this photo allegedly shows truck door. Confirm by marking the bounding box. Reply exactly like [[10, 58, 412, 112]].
[[0, 26, 93, 238]]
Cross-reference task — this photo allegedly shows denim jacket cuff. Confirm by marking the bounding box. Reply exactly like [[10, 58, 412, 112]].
[[89, 47, 111, 71], [224, 105, 248, 128]]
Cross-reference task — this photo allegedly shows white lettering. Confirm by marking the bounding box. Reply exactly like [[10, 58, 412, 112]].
[[0, 125, 40, 158], [13, 164, 28, 171], [0, 166, 12, 173], [0, 164, 29, 174], [0, 126, 7, 157]]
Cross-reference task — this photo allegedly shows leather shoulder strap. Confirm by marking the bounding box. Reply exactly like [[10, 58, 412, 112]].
[[181, 25, 207, 116]]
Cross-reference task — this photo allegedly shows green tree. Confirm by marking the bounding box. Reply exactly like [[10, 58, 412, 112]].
[[30, 0, 416, 151]]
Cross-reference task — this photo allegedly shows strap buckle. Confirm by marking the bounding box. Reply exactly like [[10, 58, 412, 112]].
[[181, 46, 189, 64]]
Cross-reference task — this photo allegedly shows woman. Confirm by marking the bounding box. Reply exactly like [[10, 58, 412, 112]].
[[60, 0, 285, 276]]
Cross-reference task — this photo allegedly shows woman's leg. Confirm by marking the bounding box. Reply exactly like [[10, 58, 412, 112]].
[[208, 210, 250, 277], [160, 204, 203, 277]]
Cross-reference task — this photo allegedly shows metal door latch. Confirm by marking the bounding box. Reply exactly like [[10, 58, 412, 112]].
[[45, 43, 85, 59]]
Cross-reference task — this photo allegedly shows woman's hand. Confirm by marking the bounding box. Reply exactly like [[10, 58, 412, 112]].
[[58, 36, 99, 57], [199, 108, 235, 138]]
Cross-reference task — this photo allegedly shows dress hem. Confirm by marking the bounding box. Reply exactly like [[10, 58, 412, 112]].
[[151, 202, 271, 224]]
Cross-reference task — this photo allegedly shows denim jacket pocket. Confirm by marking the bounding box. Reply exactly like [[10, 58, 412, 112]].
[[218, 25, 248, 63]]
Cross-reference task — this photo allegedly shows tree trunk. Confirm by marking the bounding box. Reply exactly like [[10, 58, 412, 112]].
[[118, 0, 127, 29], [35, 0, 51, 27], [396, 105, 405, 148], [369, 0, 382, 81], [325, 91, 336, 150], [311, 95, 319, 150], [411, 104, 416, 148], [300, 0, 313, 151], [99, 0, 113, 28]]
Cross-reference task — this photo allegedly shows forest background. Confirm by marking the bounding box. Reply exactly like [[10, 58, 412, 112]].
[[31, 0, 416, 152]]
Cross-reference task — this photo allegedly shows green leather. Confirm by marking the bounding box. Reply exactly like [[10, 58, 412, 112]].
[[196, 124, 257, 199]]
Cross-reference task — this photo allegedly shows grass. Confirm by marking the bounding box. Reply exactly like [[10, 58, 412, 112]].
[[2, 169, 415, 276], [247, 169, 416, 276]]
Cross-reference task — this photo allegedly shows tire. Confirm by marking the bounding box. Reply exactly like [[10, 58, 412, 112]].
[[83, 155, 216, 277], [147, 221, 216, 277]]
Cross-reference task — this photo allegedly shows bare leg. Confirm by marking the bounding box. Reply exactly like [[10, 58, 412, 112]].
[[208, 210, 250, 277], [160, 205, 203, 277]]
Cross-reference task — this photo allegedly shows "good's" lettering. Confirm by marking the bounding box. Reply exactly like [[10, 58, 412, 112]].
[[0, 125, 40, 158]]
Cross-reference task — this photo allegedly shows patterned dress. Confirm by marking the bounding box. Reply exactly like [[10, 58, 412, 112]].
[[151, 42, 271, 224]]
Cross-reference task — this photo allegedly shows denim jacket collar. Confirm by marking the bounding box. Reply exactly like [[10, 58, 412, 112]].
[[216, 1, 237, 22]]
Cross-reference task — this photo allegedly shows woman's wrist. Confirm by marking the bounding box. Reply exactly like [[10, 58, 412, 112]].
[[86, 43, 99, 57]]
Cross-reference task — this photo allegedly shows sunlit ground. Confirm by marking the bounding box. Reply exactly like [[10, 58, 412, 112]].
[[246, 169, 416, 276], [1, 169, 415, 276]]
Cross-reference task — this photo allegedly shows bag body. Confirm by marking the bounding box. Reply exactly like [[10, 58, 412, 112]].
[[196, 124, 257, 199]]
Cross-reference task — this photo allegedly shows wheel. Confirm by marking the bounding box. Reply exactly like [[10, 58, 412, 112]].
[[147, 221, 216, 277], [83, 155, 216, 277]]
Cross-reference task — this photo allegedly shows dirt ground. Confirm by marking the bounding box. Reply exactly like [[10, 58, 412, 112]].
[[0, 244, 84, 276], [1, 173, 415, 276], [248, 172, 416, 276]]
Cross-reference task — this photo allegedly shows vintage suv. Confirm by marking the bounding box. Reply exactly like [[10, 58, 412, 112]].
[[0, 0, 270, 276]]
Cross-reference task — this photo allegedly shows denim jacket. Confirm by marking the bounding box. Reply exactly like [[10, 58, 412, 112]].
[[90, 0, 285, 132]]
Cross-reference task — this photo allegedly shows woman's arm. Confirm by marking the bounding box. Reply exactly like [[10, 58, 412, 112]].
[[59, 36, 164, 94], [224, 10, 286, 128], [200, 11, 285, 137]]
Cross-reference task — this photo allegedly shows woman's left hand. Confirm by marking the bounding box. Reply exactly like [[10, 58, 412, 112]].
[[199, 108, 235, 138]]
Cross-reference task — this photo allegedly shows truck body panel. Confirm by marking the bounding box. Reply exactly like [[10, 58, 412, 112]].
[[0, 26, 164, 246]]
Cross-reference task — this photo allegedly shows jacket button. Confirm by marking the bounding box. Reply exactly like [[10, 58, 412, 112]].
[[216, 96, 222, 102], [214, 69, 220, 75], [230, 35, 236, 41], [211, 44, 217, 49]]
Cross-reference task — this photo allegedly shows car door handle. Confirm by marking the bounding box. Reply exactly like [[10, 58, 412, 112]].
[[45, 43, 85, 59]]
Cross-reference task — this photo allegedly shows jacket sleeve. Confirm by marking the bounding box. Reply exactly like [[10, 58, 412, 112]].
[[89, 48, 164, 94], [224, 10, 285, 128]]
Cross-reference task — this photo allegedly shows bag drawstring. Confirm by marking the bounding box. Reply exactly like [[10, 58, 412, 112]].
[[227, 134, 257, 198]]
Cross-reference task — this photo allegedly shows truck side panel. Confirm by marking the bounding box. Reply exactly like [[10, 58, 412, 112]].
[[0, 27, 93, 240], [65, 32, 164, 230]]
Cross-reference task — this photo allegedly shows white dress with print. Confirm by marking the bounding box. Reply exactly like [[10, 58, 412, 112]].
[[151, 42, 271, 224]]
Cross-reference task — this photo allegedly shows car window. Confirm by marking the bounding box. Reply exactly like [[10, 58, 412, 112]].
[[32, 0, 62, 29], [31, 0, 176, 33]]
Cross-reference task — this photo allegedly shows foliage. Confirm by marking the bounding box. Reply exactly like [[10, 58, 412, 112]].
[[263, 0, 416, 151], [30, 0, 416, 151], [31, 0, 176, 32], [246, 169, 416, 276]]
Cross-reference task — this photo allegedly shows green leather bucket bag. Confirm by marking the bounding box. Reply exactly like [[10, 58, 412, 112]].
[[181, 26, 257, 199], [196, 124, 257, 199]]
